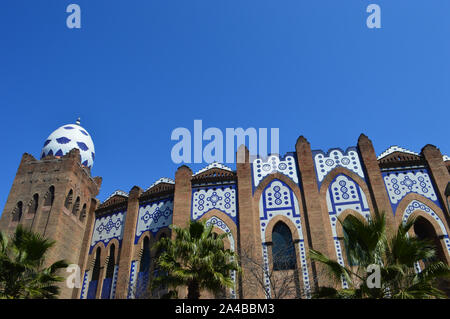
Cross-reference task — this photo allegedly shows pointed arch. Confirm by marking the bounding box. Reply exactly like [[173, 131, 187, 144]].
[[12, 201, 23, 222], [271, 221, 297, 271], [394, 194, 450, 264], [64, 189, 73, 209], [72, 196, 80, 216], [43, 186, 55, 207], [256, 177, 311, 298], [28, 193, 39, 215], [321, 171, 373, 288]]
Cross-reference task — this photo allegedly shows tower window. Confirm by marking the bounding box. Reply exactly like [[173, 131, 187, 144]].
[[79, 204, 87, 222], [64, 189, 73, 209], [28, 194, 39, 215], [44, 186, 55, 207], [12, 202, 23, 222], [72, 197, 80, 216]]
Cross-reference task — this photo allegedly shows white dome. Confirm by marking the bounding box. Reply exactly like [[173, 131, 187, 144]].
[[41, 120, 95, 168]]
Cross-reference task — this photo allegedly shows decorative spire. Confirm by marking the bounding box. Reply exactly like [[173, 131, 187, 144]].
[[76, 117, 81, 125]]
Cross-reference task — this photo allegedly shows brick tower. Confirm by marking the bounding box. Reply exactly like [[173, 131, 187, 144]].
[[0, 120, 102, 298]]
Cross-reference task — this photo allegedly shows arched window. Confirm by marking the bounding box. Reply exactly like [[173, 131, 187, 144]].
[[92, 247, 101, 282], [64, 189, 73, 209], [44, 186, 55, 207], [72, 197, 80, 216], [139, 237, 151, 273], [414, 217, 446, 264], [342, 217, 358, 266], [87, 247, 101, 299], [13, 201, 23, 222], [272, 222, 296, 270], [28, 194, 39, 215], [79, 204, 87, 222], [105, 244, 116, 279]]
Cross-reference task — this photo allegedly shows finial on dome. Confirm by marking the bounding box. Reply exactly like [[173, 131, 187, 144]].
[[76, 118, 81, 125]]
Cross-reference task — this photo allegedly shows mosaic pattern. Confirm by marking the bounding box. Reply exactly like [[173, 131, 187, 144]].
[[41, 123, 95, 168], [326, 174, 371, 288], [90, 211, 126, 253], [383, 169, 438, 213], [252, 153, 298, 188], [127, 260, 138, 299], [205, 216, 236, 299], [259, 179, 310, 298], [110, 265, 119, 299], [80, 270, 90, 299], [402, 200, 450, 256], [192, 185, 237, 224], [135, 199, 173, 243], [313, 148, 365, 186]]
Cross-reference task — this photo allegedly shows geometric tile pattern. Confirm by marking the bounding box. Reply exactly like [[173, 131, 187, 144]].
[[383, 169, 439, 214], [258, 179, 310, 298], [325, 174, 371, 288], [80, 270, 90, 299], [192, 185, 238, 225], [90, 210, 126, 253], [127, 260, 138, 299], [252, 153, 298, 189], [402, 200, 450, 258], [135, 199, 173, 244], [313, 147, 365, 187], [205, 216, 236, 299]]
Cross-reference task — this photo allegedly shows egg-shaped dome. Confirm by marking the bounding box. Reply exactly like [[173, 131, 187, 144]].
[[41, 119, 95, 168]]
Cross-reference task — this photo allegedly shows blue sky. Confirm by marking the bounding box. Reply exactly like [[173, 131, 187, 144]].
[[0, 0, 449, 207]]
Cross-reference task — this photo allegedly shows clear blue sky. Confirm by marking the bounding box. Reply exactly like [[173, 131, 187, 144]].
[[0, 0, 449, 207]]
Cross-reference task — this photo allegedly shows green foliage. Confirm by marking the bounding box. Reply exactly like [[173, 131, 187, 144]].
[[0, 225, 68, 299], [309, 213, 450, 299], [151, 220, 241, 299]]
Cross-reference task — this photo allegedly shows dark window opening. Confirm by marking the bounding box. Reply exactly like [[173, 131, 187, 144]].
[[272, 222, 296, 271]]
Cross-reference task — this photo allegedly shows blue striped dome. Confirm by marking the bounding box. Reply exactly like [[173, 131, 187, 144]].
[[41, 120, 95, 168]]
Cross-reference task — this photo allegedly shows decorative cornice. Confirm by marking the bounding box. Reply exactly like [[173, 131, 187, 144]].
[[377, 146, 419, 160], [192, 162, 233, 176], [145, 177, 175, 191]]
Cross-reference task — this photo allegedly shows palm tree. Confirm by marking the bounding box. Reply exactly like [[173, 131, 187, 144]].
[[309, 213, 450, 299], [151, 220, 240, 299], [0, 225, 68, 299]]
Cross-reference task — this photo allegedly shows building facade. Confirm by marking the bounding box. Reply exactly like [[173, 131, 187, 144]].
[[1, 121, 449, 299]]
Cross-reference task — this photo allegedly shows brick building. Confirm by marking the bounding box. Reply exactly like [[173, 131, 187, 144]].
[[0, 120, 449, 299]]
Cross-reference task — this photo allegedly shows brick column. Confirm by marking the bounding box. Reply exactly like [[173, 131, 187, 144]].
[[115, 186, 142, 299], [422, 145, 450, 215], [171, 165, 192, 299], [72, 198, 99, 299], [357, 134, 395, 229], [236, 145, 261, 298], [172, 165, 193, 230], [295, 136, 333, 288]]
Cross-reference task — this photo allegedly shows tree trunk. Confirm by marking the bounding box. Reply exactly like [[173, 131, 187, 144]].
[[187, 281, 200, 299]]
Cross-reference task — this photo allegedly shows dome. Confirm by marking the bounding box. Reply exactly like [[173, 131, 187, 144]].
[[41, 119, 95, 168]]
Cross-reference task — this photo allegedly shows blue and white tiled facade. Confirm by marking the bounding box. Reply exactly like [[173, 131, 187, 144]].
[[402, 200, 450, 257], [205, 216, 237, 299], [192, 184, 238, 225], [313, 147, 365, 188], [135, 198, 173, 243], [382, 168, 440, 214], [127, 260, 138, 299], [258, 179, 311, 298], [252, 153, 299, 190], [325, 174, 371, 288], [90, 210, 126, 253]]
